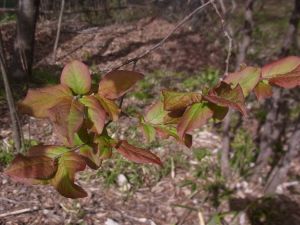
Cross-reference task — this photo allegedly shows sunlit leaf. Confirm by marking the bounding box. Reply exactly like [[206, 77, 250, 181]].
[[79, 145, 102, 170], [98, 70, 144, 99], [96, 95, 120, 121], [60, 60, 91, 94], [18, 84, 73, 118], [254, 81, 273, 100], [162, 90, 202, 111], [67, 100, 85, 144], [50, 152, 87, 199], [115, 140, 162, 166], [80, 96, 106, 134], [224, 66, 261, 96], [204, 82, 247, 116], [268, 65, 300, 88], [5, 154, 57, 180], [144, 100, 168, 125], [177, 102, 214, 140]]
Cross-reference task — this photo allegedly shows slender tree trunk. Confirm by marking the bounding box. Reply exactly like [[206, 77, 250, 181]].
[[235, 0, 255, 68], [281, 0, 300, 55], [52, 0, 65, 62], [264, 118, 300, 194], [12, 0, 40, 86], [0, 31, 24, 152]]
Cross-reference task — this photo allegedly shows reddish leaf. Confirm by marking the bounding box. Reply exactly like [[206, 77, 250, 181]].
[[79, 145, 102, 170], [5, 154, 57, 180], [224, 66, 261, 96], [98, 70, 144, 99], [18, 84, 73, 118], [140, 123, 156, 143], [254, 81, 273, 100], [27, 145, 70, 158], [204, 82, 247, 116], [60, 60, 91, 94], [262, 56, 300, 79], [80, 96, 106, 134], [96, 95, 120, 121], [115, 140, 162, 166], [162, 90, 202, 111], [261, 56, 300, 89], [177, 102, 214, 140], [50, 152, 87, 199]]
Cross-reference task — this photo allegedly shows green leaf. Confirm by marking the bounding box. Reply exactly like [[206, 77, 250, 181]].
[[98, 70, 144, 99], [115, 140, 162, 166], [144, 100, 168, 125], [80, 96, 106, 134], [96, 95, 120, 121], [224, 66, 261, 97], [67, 100, 85, 144], [50, 152, 87, 199], [140, 123, 156, 142], [254, 81, 273, 100], [262, 56, 300, 88], [204, 82, 247, 116], [177, 102, 214, 140], [60, 60, 91, 94], [5, 154, 57, 180], [18, 84, 73, 118], [162, 90, 202, 111]]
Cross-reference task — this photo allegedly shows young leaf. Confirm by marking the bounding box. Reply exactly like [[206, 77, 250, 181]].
[[50, 152, 87, 198], [60, 60, 91, 94], [262, 56, 300, 79], [27, 145, 70, 158], [96, 95, 120, 121], [98, 70, 144, 99], [268, 65, 300, 88], [79, 145, 102, 170], [5, 154, 57, 180], [115, 140, 162, 166], [162, 90, 202, 111], [224, 66, 261, 97], [18, 84, 73, 118], [254, 81, 273, 100], [80, 96, 106, 134], [177, 102, 214, 140], [204, 82, 247, 116], [140, 123, 156, 142], [67, 100, 85, 144], [144, 100, 168, 125]]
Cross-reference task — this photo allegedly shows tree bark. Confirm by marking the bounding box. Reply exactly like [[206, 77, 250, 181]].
[[281, 0, 300, 55], [235, 0, 255, 68], [11, 0, 40, 85]]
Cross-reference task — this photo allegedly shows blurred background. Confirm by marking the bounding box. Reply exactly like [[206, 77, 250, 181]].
[[0, 0, 300, 224]]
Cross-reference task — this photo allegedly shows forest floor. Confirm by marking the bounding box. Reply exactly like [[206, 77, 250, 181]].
[[1, 14, 300, 225]]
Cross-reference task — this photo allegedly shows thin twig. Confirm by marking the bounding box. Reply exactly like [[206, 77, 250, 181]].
[[111, 0, 214, 71], [0, 206, 39, 218], [211, 1, 233, 76], [52, 0, 65, 62]]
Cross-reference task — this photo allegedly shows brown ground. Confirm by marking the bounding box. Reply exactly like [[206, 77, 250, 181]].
[[1, 16, 300, 225]]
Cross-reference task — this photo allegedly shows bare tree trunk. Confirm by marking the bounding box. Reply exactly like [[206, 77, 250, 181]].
[[11, 0, 40, 85], [281, 0, 300, 55], [221, 110, 232, 178], [0, 31, 24, 152], [264, 118, 300, 194], [52, 0, 65, 62], [235, 0, 255, 68]]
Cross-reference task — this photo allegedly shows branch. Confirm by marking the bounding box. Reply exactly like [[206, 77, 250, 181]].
[[52, 0, 65, 62], [0, 29, 24, 152], [111, 0, 214, 71], [0, 206, 39, 218]]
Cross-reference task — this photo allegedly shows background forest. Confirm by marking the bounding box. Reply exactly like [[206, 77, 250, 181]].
[[0, 0, 300, 225]]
